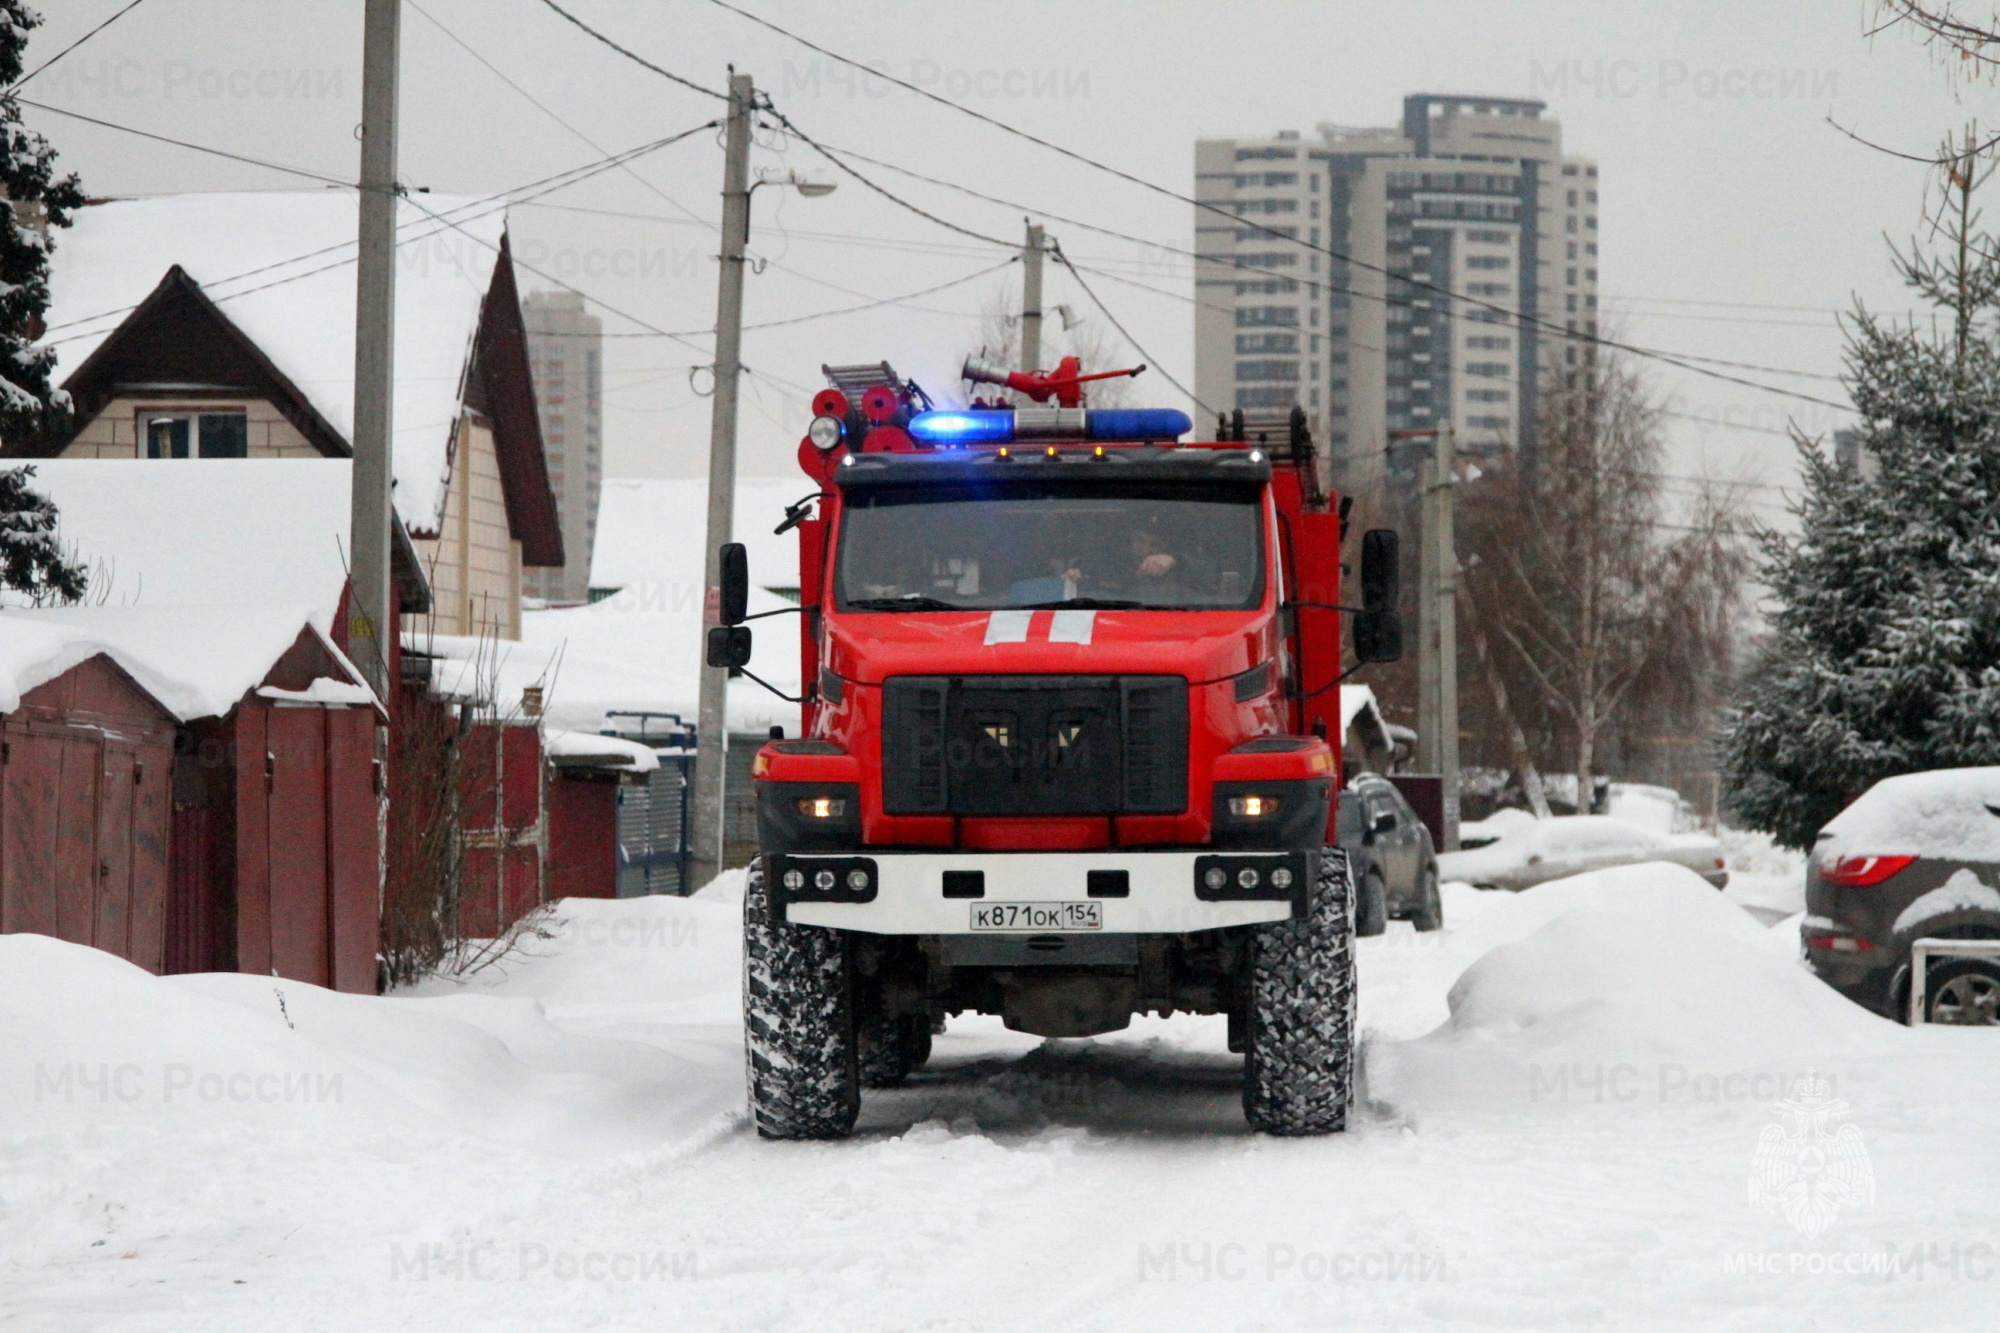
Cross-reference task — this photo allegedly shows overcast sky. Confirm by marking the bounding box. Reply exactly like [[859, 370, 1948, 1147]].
[[22, 0, 1985, 526]]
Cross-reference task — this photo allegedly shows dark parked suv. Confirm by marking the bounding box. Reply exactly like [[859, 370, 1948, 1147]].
[[1804, 767, 2000, 1024], [1338, 774, 1442, 936]]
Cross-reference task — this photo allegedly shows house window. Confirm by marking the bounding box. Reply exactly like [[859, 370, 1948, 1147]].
[[142, 410, 248, 458]]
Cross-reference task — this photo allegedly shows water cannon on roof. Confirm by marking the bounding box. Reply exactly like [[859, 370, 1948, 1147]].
[[961, 354, 1145, 409]]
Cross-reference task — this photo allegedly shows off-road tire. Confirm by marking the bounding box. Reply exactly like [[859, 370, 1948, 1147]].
[[858, 1006, 912, 1088], [743, 858, 861, 1138], [1357, 870, 1388, 937], [902, 1015, 934, 1070], [1243, 849, 1356, 1135], [1412, 866, 1443, 933]]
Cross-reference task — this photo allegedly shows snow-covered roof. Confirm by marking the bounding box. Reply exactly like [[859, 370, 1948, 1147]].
[[412, 583, 802, 738], [589, 478, 809, 595], [1340, 684, 1384, 736], [1821, 767, 2000, 862], [7, 459, 354, 631], [545, 729, 661, 774], [44, 192, 504, 531], [1, 604, 374, 721]]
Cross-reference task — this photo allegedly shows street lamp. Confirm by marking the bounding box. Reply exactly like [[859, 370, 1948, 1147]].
[[690, 74, 839, 889]]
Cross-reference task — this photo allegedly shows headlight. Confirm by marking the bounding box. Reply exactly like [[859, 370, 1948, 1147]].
[[1203, 867, 1229, 891], [1227, 795, 1279, 817], [808, 414, 844, 450], [796, 797, 847, 819], [846, 868, 870, 891], [813, 869, 837, 891], [1269, 866, 1294, 889], [1236, 867, 1261, 889], [782, 869, 805, 891]]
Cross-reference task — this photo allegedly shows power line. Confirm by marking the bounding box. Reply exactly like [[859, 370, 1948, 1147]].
[[1048, 241, 1211, 417], [6, 0, 149, 95], [46, 123, 720, 345], [531, 0, 728, 101], [18, 96, 352, 187], [702, 2, 1848, 414], [820, 135, 1854, 407], [761, 106, 1015, 250]]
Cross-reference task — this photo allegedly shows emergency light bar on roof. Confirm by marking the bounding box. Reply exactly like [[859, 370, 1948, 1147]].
[[907, 407, 1193, 445]]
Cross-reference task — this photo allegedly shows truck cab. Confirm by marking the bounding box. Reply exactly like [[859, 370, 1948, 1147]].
[[719, 363, 1400, 1139]]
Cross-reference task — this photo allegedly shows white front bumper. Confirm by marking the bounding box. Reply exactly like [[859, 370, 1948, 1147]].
[[780, 850, 1298, 935]]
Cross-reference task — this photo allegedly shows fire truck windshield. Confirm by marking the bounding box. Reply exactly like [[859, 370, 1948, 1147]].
[[836, 482, 1265, 612]]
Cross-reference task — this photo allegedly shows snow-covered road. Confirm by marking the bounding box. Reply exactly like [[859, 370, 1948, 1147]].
[[4, 863, 1995, 1331]]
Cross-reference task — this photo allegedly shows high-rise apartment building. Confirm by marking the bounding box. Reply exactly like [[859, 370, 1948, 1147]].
[[1194, 95, 1598, 489], [523, 290, 603, 605]]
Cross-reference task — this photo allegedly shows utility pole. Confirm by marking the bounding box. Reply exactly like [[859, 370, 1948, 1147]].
[[1020, 221, 1045, 372], [1413, 426, 1461, 850], [690, 71, 755, 889], [349, 0, 400, 699]]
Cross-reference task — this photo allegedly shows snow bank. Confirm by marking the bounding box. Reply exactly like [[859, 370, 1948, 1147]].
[[1372, 863, 1896, 1110], [1720, 826, 1806, 921], [1818, 766, 2000, 861], [1, 894, 744, 1156]]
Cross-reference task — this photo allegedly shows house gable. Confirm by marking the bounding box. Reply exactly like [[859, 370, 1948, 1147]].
[[464, 235, 563, 569]]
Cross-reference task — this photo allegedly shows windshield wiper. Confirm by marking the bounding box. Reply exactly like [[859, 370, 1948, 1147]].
[[1010, 597, 1150, 610], [844, 595, 962, 611]]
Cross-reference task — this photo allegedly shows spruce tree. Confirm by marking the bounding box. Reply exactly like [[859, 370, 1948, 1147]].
[[0, 1, 86, 448], [0, 463, 85, 602], [1721, 138, 2000, 848]]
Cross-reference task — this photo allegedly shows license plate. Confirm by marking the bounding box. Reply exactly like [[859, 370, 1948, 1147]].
[[969, 901, 1103, 932]]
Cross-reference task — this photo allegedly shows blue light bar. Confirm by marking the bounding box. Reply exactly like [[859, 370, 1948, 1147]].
[[904, 410, 1014, 443], [1086, 408, 1193, 441], [906, 407, 1192, 445]]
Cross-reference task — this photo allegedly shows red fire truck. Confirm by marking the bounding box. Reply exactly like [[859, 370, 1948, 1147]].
[[709, 360, 1402, 1138]]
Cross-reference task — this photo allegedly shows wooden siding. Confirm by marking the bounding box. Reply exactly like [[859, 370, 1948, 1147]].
[[406, 414, 524, 642], [60, 396, 320, 459]]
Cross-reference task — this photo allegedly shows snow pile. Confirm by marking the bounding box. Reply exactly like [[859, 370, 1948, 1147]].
[[0, 895, 740, 1156], [1373, 864, 1896, 1110], [1606, 782, 1694, 833], [47, 194, 502, 531], [1719, 825, 1807, 922], [1817, 766, 2000, 861]]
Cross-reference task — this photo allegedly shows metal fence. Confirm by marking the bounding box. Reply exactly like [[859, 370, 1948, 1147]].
[[605, 713, 766, 896]]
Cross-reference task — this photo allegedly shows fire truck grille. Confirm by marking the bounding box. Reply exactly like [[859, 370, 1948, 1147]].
[[882, 675, 1188, 817]]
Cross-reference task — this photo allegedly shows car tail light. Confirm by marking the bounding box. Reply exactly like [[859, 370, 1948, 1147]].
[[1820, 854, 1917, 887], [1803, 933, 1875, 953]]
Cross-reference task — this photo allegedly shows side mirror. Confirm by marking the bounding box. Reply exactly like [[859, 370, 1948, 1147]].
[[1372, 810, 1397, 835], [718, 542, 749, 626], [706, 625, 752, 669], [1353, 608, 1402, 663], [1360, 528, 1398, 611]]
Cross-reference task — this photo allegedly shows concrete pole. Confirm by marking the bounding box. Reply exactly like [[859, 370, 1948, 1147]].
[[1435, 425, 1460, 851], [348, 0, 400, 699], [690, 71, 754, 890], [1415, 425, 1460, 850], [1020, 221, 1045, 372]]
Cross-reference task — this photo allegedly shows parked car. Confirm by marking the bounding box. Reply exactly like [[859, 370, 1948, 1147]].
[[1337, 775, 1442, 934], [1803, 767, 2000, 1025], [1438, 813, 1729, 893]]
